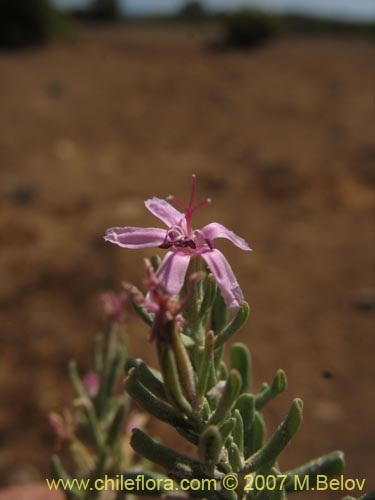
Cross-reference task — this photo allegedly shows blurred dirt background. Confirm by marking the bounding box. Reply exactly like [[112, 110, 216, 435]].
[[0, 23, 374, 499]]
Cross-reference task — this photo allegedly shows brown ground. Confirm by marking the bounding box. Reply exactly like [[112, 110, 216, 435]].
[[0, 24, 374, 499]]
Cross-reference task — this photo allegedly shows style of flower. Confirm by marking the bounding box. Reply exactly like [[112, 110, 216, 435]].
[[104, 175, 251, 309]]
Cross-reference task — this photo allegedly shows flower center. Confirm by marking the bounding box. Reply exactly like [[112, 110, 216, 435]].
[[159, 228, 214, 251]]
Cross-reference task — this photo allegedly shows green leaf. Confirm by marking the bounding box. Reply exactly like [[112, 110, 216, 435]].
[[285, 450, 345, 492], [235, 393, 255, 459], [125, 358, 167, 401], [106, 403, 126, 448], [244, 399, 303, 473], [198, 425, 223, 465], [209, 370, 242, 426], [219, 418, 235, 444], [130, 294, 154, 325], [125, 368, 192, 430], [255, 370, 287, 410], [197, 331, 215, 398], [130, 429, 206, 477], [253, 411, 266, 453], [157, 341, 194, 415], [228, 442, 243, 472], [211, 288, 229, 334], [94, 334, 104, 375], [106, 350, 125, 398], [199, 274, 217, 322], [232, 409, 244, 454], [230, 342, 252, 393], [68, 360, 88, 399], [215, 303, 250, 349]]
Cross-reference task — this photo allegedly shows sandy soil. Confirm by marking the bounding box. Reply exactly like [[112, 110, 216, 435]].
[[0, 24, 374, 499]]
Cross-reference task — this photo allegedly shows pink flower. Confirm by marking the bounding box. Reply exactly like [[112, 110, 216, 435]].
[[82, 371, 100, 398], [104, 175, 251, 309], [100, 291, 125, 322]]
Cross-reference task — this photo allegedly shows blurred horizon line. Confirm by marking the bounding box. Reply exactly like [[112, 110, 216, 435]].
[[52, 0, 375, 23]]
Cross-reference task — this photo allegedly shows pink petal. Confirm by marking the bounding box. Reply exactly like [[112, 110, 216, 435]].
[[104, 227, 166, 248], [201, 222, 251, 251], [145, 197, 184, 227], [156, 251, 191, 295], [201, 249, 244, 309]]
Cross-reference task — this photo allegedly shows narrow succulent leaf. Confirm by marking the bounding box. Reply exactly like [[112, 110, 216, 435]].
[[252, 467, 286, 500], [72, 388, 103, 451], [230, 342, 252, 393], [255, 370, 287, 410], [125, 358, 167, 401], [130, 295, 154, 325], [214, 344, 225, 371], [83, 404, 103, 452], [208, 370, 242, 426], [125, 368, 192, 430], [228, 442, 243, 472], [170, 326, 198, 408], [219, 418, 235, 444], [158, 342, 194, 415], [215, 303, 250, 349], [211, 289, 229, 334], [181, 332, 195, 348], [232, 409, 244, 454], [198, 425, 223, 465], [124, 357, 139, 373], [206, 359, 218, 394], [235, 394, 255, 459], [253, 411, 266, 453], [69, 361, 89, 399], [244, 399, 303, 472], [106, 403, 126, 448], [176, 426, 200, 445], [106, 350, 125, 398], [94, 335, 104, 375], [285, 450, 345, 492], [200, 398, 212, 421], [199, 274, 217, 321], [70, 441, 95, 476], [218, 361, 228, 381], [50, 455, 84, 499], [206, 381, 222, 410], [130, 429, 208, 478], [198, 331, 215, 398]]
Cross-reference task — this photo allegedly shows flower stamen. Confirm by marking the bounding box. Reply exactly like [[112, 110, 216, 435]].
[[167, 175, 212, 235]]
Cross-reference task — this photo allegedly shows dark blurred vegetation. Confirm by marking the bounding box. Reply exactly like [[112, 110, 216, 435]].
[[0, 0, 75, 49], [174, 4, 375, 48], [130, 4, 375, 49], [178, 1, 206, 21], [220, 8, 375, 48], [0, 0, 121, 49], [222, 9, 284, 48], [71, 0, 121, 23], [0, 0, 374, 51]]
